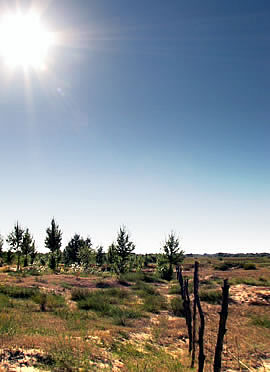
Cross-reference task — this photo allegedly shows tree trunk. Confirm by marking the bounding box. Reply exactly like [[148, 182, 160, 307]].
[[214, 279, 230, 372], [17, 251, 21, 271], [194, 261, 205, 372]]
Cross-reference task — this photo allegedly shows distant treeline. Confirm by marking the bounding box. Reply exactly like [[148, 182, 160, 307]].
[[186, 252, 270, 257]]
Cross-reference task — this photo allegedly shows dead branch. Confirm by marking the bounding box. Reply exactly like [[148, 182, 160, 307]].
[[194, 261, 205, 372], [214, 279, 230, 372], [177, 265, 193, 353]]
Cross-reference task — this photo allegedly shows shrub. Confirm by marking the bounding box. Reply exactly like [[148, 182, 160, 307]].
[[111, 307, 142, 326], [32, 292, 65, 312], [133, 281, 157, 296], [169, 284, 180, 295], [157, 263, 174, 281], [169, 280, 193, 295], [243, 263, 257, 270], [0, 294, 10, 310], [71, 288, 90, 302], [120, 271, 164, 284], [0, 285, 37, 299], [251, 315, 270, 328], [199, 289, 222, 304], [142, 294, 167, 313], [171, 297, 185, 317], [32, 292, 47, 311], [78, 294, 112, 313], [96, 281, 111, 289]]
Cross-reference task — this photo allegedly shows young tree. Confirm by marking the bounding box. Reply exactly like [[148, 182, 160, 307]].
[[63, 234, 85, 266], [21, 228, 33, 267], [6, 222, 24, 270], [96, 246, 105, 266], [107, 243, 117, 271], [30, 241, 37, 265], [160, 232, 184, 280], [114, 226, 135, 274], [45, 218, 62, 270], [78, 237, 95, 270]]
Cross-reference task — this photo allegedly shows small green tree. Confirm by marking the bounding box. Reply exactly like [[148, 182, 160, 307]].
[[78, 238, 95, 270], [96, 246, 105, 266], [63, 234, 85, 266], [114, 226, 135, 274], [107, 243, 117, 271], [160, 232, 184, 281], [45, 218, 62, 270], [30, 241, 37, 265], [6, 222, 24, 270], [21, 228, 33, 267]]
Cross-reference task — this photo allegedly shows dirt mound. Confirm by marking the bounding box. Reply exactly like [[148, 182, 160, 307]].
[[230, 284, 270, 305], [0, 349, 52, 371]]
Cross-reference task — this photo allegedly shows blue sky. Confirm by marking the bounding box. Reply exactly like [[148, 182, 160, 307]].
[[0, 0, 269, 253]]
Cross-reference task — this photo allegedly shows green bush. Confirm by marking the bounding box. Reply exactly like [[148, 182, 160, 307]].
[[111, 307, 142, 326], [0, 285, 37, 299], [71, 288, 90, 301], [78, 294, 111, 313], [171, 297, 185, 317], [199, 289, 222, 304], [142, 294, 167, 313], [243, 263, 257, 270], [32, 292, 65, 312], [96, 281, 111, 288], [120, 272, 164, 284], [133, 280, 157, 296], [157, 263, 173, 281]]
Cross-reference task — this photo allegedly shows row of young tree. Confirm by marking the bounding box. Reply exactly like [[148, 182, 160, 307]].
[[0, 218, 184, 278]]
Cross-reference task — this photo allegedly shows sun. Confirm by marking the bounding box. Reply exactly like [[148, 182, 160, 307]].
[[0, 11, 54, 70]]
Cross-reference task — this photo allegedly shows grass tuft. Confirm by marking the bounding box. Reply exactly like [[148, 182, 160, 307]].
[[199, 289, 222, 304]]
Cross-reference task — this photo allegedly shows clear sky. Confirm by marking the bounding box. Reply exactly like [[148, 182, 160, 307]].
[[0, 0, 269, 254]]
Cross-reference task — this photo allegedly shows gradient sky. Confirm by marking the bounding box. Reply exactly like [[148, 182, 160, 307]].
[[0, 0, 269, 254]]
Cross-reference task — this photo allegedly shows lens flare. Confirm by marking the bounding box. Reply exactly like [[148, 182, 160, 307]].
[[0, 11, 54, 69]]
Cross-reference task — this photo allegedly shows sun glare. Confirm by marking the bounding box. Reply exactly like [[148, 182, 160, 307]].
[[0, 11, 54, 70]]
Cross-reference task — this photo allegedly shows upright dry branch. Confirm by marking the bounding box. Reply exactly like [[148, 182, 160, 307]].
[[213, 279, 230, 372], [191, 266, 197, 368], [194, 261, 205, 372], [177, 266, 193, 353]]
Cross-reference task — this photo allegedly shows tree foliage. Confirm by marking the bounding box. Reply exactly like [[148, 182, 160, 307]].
[[21, 228, 33, 267], [45, 218, 62, 270], [114, 226, 135, 274], [63, 234, 85, 266], [163, 232, 184, 267], [96, 246, 105, 266], [78, 238, 95, 269], [159, 232, 184, 280], [6, 222, 24, 270]]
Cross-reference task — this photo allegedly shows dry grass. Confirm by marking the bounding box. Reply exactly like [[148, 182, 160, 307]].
[[0, 259, 269, 371]]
